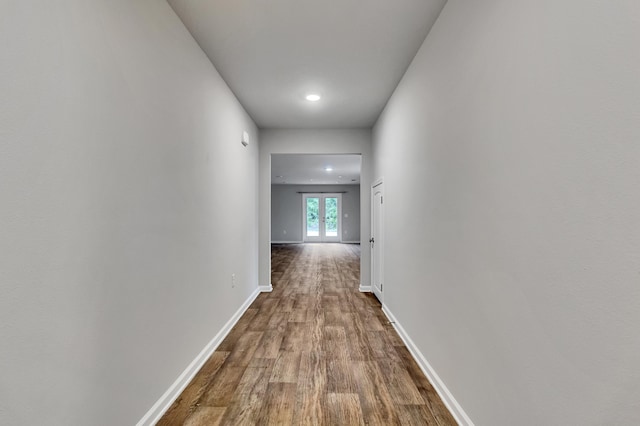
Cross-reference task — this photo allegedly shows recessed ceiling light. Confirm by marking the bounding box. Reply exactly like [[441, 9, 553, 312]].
[[325, 167, 333, 172], [306, 94, 321, 102], [338, 175, 343, 178]]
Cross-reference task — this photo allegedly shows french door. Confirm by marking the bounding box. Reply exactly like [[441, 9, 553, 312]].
[[303, 194, 342, 242]]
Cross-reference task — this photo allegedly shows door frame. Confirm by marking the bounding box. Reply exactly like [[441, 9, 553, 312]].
[[302, 193, 343, 243], [262, 151, 368, 292], [371, 178, 384, 302]]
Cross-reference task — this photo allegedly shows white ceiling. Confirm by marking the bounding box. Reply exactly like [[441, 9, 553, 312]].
[[271, 154, 361, 185], [167, 0, 447, 128]]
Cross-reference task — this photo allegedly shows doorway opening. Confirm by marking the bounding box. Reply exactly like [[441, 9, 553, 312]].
[[271, 154, 361, 244]]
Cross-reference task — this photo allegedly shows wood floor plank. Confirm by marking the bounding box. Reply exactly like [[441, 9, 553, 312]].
[[395, 346, 458, 426], [379, 328, 407, 361], [288, 307, 308, 323], [247, 357, 275, 369], [367, 330, 402, 363], [383, 323, 406, 347], [294, 294, 313, 309], [376, 358, 425, 405], [257, 382, 297, 425], [252, 330, 284, 359], [247, 309, 273, 331], [225, 331, 263, 367], [218, 365, 272, 425], [268, 311, 289, 333], [325, 393, 365, 426], [156, 351, 229, 426], [281, 322, 312, 352], [362, 309, 386, 331], [324, 308, 344, 327], [257, 297, 280, 316], [352, 360, 401, 426], [395, 404, 440, 426], [293, 350, 327, 425], [217, 309, 259, 352], [279, 295, 296, 313], [326, 358, 358, 393], [308, 309, 325, 352], [270, 350, 302, 383], [343, 313, 374, 361], [199, 365, 246, 407], [183, 407, 227, 426], [323, 325, 350, 361]]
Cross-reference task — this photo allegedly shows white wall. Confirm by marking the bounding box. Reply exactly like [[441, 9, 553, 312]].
[[373, 0, 640, 425], [260, 129, 371, 288], [271, 184, 361, 243], [0, 1, 259, 425]]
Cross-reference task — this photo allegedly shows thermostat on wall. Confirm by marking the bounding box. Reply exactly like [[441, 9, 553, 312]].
[[242, 131, 249, 147]]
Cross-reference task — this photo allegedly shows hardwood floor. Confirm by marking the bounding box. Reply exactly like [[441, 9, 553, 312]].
[[158, 243, 457, 426]]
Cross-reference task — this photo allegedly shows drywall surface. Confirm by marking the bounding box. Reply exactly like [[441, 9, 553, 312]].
[[260, 129, 371, 287], [0, 1, 258, 425], [373, 0, 640, 424], [271, 184, 361, 242]]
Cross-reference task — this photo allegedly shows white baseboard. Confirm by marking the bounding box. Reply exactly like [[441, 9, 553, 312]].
[[137, 287, 261, 426], [382, 305, 474, 426], [259, 284, 273, 292], [342, 241, 361, 244], [359, 285, 372, 292]]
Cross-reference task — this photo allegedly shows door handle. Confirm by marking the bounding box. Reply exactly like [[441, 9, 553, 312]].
[[369, 237, 375, 244]]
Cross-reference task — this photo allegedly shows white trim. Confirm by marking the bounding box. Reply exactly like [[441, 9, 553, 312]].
[[137, 287, 261, 426], [271, 240, 303, 244], [359, 285, 372, 292], [382, 304, 474, 426], [341, 241, 361, 244], [259, 284, 273, 292]]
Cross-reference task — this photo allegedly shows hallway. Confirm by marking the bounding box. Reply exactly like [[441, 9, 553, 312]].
[[159, 244, 456, 425]]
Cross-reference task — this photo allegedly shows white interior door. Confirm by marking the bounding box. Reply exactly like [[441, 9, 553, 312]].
[[303, 194, 342, 242], [371, 181, 384, 302]]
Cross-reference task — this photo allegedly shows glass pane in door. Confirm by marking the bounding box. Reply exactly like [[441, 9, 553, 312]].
[[306, 197, 320, 236], [325, 197, 338, 237]]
